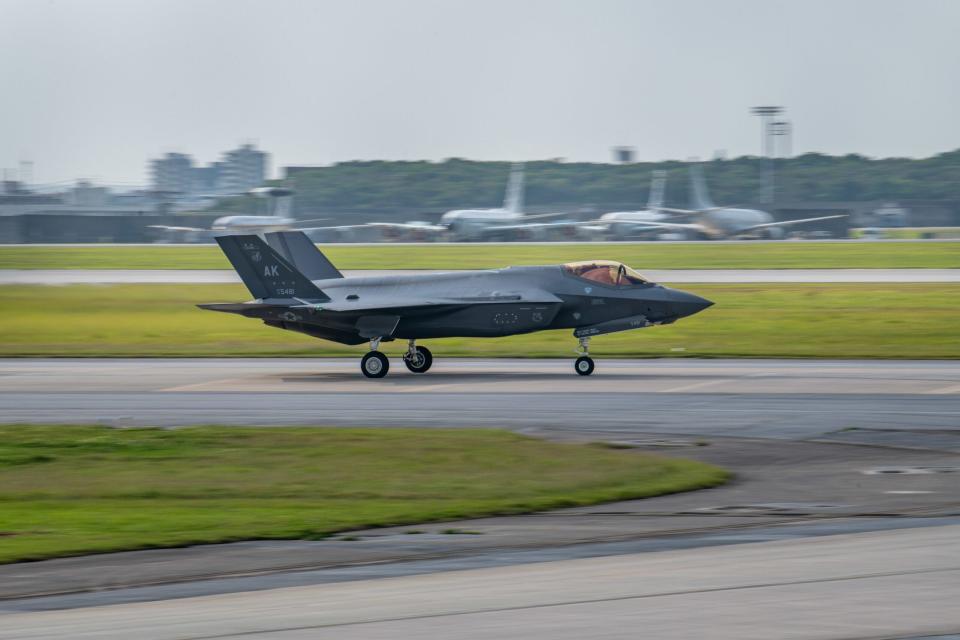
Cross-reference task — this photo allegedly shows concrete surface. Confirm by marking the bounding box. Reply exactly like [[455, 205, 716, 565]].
[[2, 359, 958, 438], [3, 524, 959, 639], [2, 434, 957, 603], [3, 268, 960, 283]]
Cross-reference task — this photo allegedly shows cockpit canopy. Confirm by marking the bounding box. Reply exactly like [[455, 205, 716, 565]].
[[562, 260, 650, 286]]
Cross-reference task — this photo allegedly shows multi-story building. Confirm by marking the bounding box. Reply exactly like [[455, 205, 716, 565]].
[[149, 152, 195, 195], [148, 144, 269, 197], [216, 144, 268, 195]]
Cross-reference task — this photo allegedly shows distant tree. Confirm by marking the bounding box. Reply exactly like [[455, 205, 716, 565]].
[[210, 150, 960, 215]]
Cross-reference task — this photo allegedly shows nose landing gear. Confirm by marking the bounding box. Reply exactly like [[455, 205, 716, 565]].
[[574, 336, 595, 376], [403, 339, 433, 374]]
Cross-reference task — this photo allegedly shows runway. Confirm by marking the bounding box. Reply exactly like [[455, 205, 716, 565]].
[[3, 357, 960, 637], [3, 524, 959, 639], [2, 359, 959, 442], [2, 267, 959, 283]]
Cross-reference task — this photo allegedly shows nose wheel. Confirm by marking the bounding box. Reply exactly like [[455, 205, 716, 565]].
[[403, 341, 433, 374], [575, 355, 595, 376], [574, 336, 595, 376]]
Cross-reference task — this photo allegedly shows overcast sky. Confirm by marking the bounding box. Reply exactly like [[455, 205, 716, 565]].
[[2, 0, 958, 186]]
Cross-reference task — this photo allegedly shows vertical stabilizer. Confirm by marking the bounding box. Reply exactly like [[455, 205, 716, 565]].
[[250, 187, 294, 218], [265, 231, 343, 280], [503, 163, 525, 214], [215, 234, 329, 301], [647, 170, 667, 210], [689, 164, 715, 211]]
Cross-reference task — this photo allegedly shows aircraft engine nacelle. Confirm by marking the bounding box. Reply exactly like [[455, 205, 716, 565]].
[[764, 227, 786, 240]]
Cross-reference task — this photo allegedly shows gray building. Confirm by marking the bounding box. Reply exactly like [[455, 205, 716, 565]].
[[148, 144, 269, 197], [149, 152, 194, 195], [216, 144, 268, 195]]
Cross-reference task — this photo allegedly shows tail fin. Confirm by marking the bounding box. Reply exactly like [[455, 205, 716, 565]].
[[503, 163, 525, 214], [689, 164, 715, 211], [249, 187, 295, 218], [265, 231, 343, 280], [215, 234, 330, 302], [647, 170, 667, 210]]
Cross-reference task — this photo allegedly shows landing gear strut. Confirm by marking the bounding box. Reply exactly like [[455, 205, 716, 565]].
[[403, 339, 433, 374], [361, 337, 389, 378], [574, 336, 595, 376]]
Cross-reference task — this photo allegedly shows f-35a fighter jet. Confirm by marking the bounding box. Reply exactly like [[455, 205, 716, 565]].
[[201, 232, 713, 378]]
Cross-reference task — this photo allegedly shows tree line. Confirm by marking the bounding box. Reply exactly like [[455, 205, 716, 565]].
[[218, 150, 960, 214]]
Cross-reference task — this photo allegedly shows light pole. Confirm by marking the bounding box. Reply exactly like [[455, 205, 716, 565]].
[[751, 106, 784, 205]]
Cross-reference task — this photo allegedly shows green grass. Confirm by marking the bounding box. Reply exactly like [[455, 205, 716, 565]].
[[0, 425, 727, 563], [1, 283, 958, 358], [1, 241, 957, 270]]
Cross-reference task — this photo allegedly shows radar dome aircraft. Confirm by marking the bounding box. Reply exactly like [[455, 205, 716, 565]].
[[149, 187, 329, 239], [201, 231, 713, 378]]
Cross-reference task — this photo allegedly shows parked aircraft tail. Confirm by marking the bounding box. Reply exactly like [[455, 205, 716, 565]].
[[689, 164, 715, 211], [503, 163, 525, 214], [647, 170, 667, 210], [215, 234, 330, 301], [250, 187, 294, 218], [265, 231, 343, 280]]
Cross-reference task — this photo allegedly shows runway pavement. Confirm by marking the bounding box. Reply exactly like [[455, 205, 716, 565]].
[[2, 359, 959, 441], [3, 524, 959, 639], [3, 357, 960, 637], [2, 267, 960, 283]]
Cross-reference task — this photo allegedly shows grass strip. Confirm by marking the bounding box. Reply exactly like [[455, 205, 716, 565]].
[[0, 283, 957, 358], [0, 425, 727, 563], [0, 241, 957, 270]]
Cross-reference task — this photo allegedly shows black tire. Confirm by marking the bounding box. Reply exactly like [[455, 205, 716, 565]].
[[403, 346, 433, 373], [361, 351, 389, 378], [574, 356, 595, 376]]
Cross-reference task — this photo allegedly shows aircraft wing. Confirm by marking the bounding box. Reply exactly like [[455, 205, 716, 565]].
[[489, 220, 579, 233], [294, 222, 447, 235], [364, 222, 448, 232], [518, 212, 572, 221], [739, 214, 847, 234], [607, 220, 706, 232], [147, 224, 209, 233]]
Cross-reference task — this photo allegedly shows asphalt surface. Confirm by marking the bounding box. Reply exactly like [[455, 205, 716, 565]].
[[4, 525, 959, 639], [3, 268, 960, 283], [2, 359, 959, 439], [3, 357, 959, 638]]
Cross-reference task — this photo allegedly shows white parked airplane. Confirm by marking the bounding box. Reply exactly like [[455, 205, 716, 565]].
[[438, 163, 574, 241], [583, 170, 673, 239], [149, 187, 328, 240], [625, 165, 846, 239], [310, 163, 576, 242]]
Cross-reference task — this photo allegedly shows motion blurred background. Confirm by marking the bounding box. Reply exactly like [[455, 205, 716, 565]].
[[1, 0, 958, 243]]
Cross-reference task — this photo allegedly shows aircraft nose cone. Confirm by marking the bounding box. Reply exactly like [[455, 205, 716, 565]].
[[670, 289, 714, 318]]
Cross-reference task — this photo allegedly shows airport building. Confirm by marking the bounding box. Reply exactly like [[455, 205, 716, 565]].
[[148, 144, 269, 197]]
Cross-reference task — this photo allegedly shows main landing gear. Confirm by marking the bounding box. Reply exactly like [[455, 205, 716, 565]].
[[360, 337, 389, 378], [360, 338, 433, 378], [574, 336, 595, 376]]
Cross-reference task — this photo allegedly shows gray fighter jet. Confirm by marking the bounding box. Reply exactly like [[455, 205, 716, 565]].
[[201, 231, 713, 377]]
